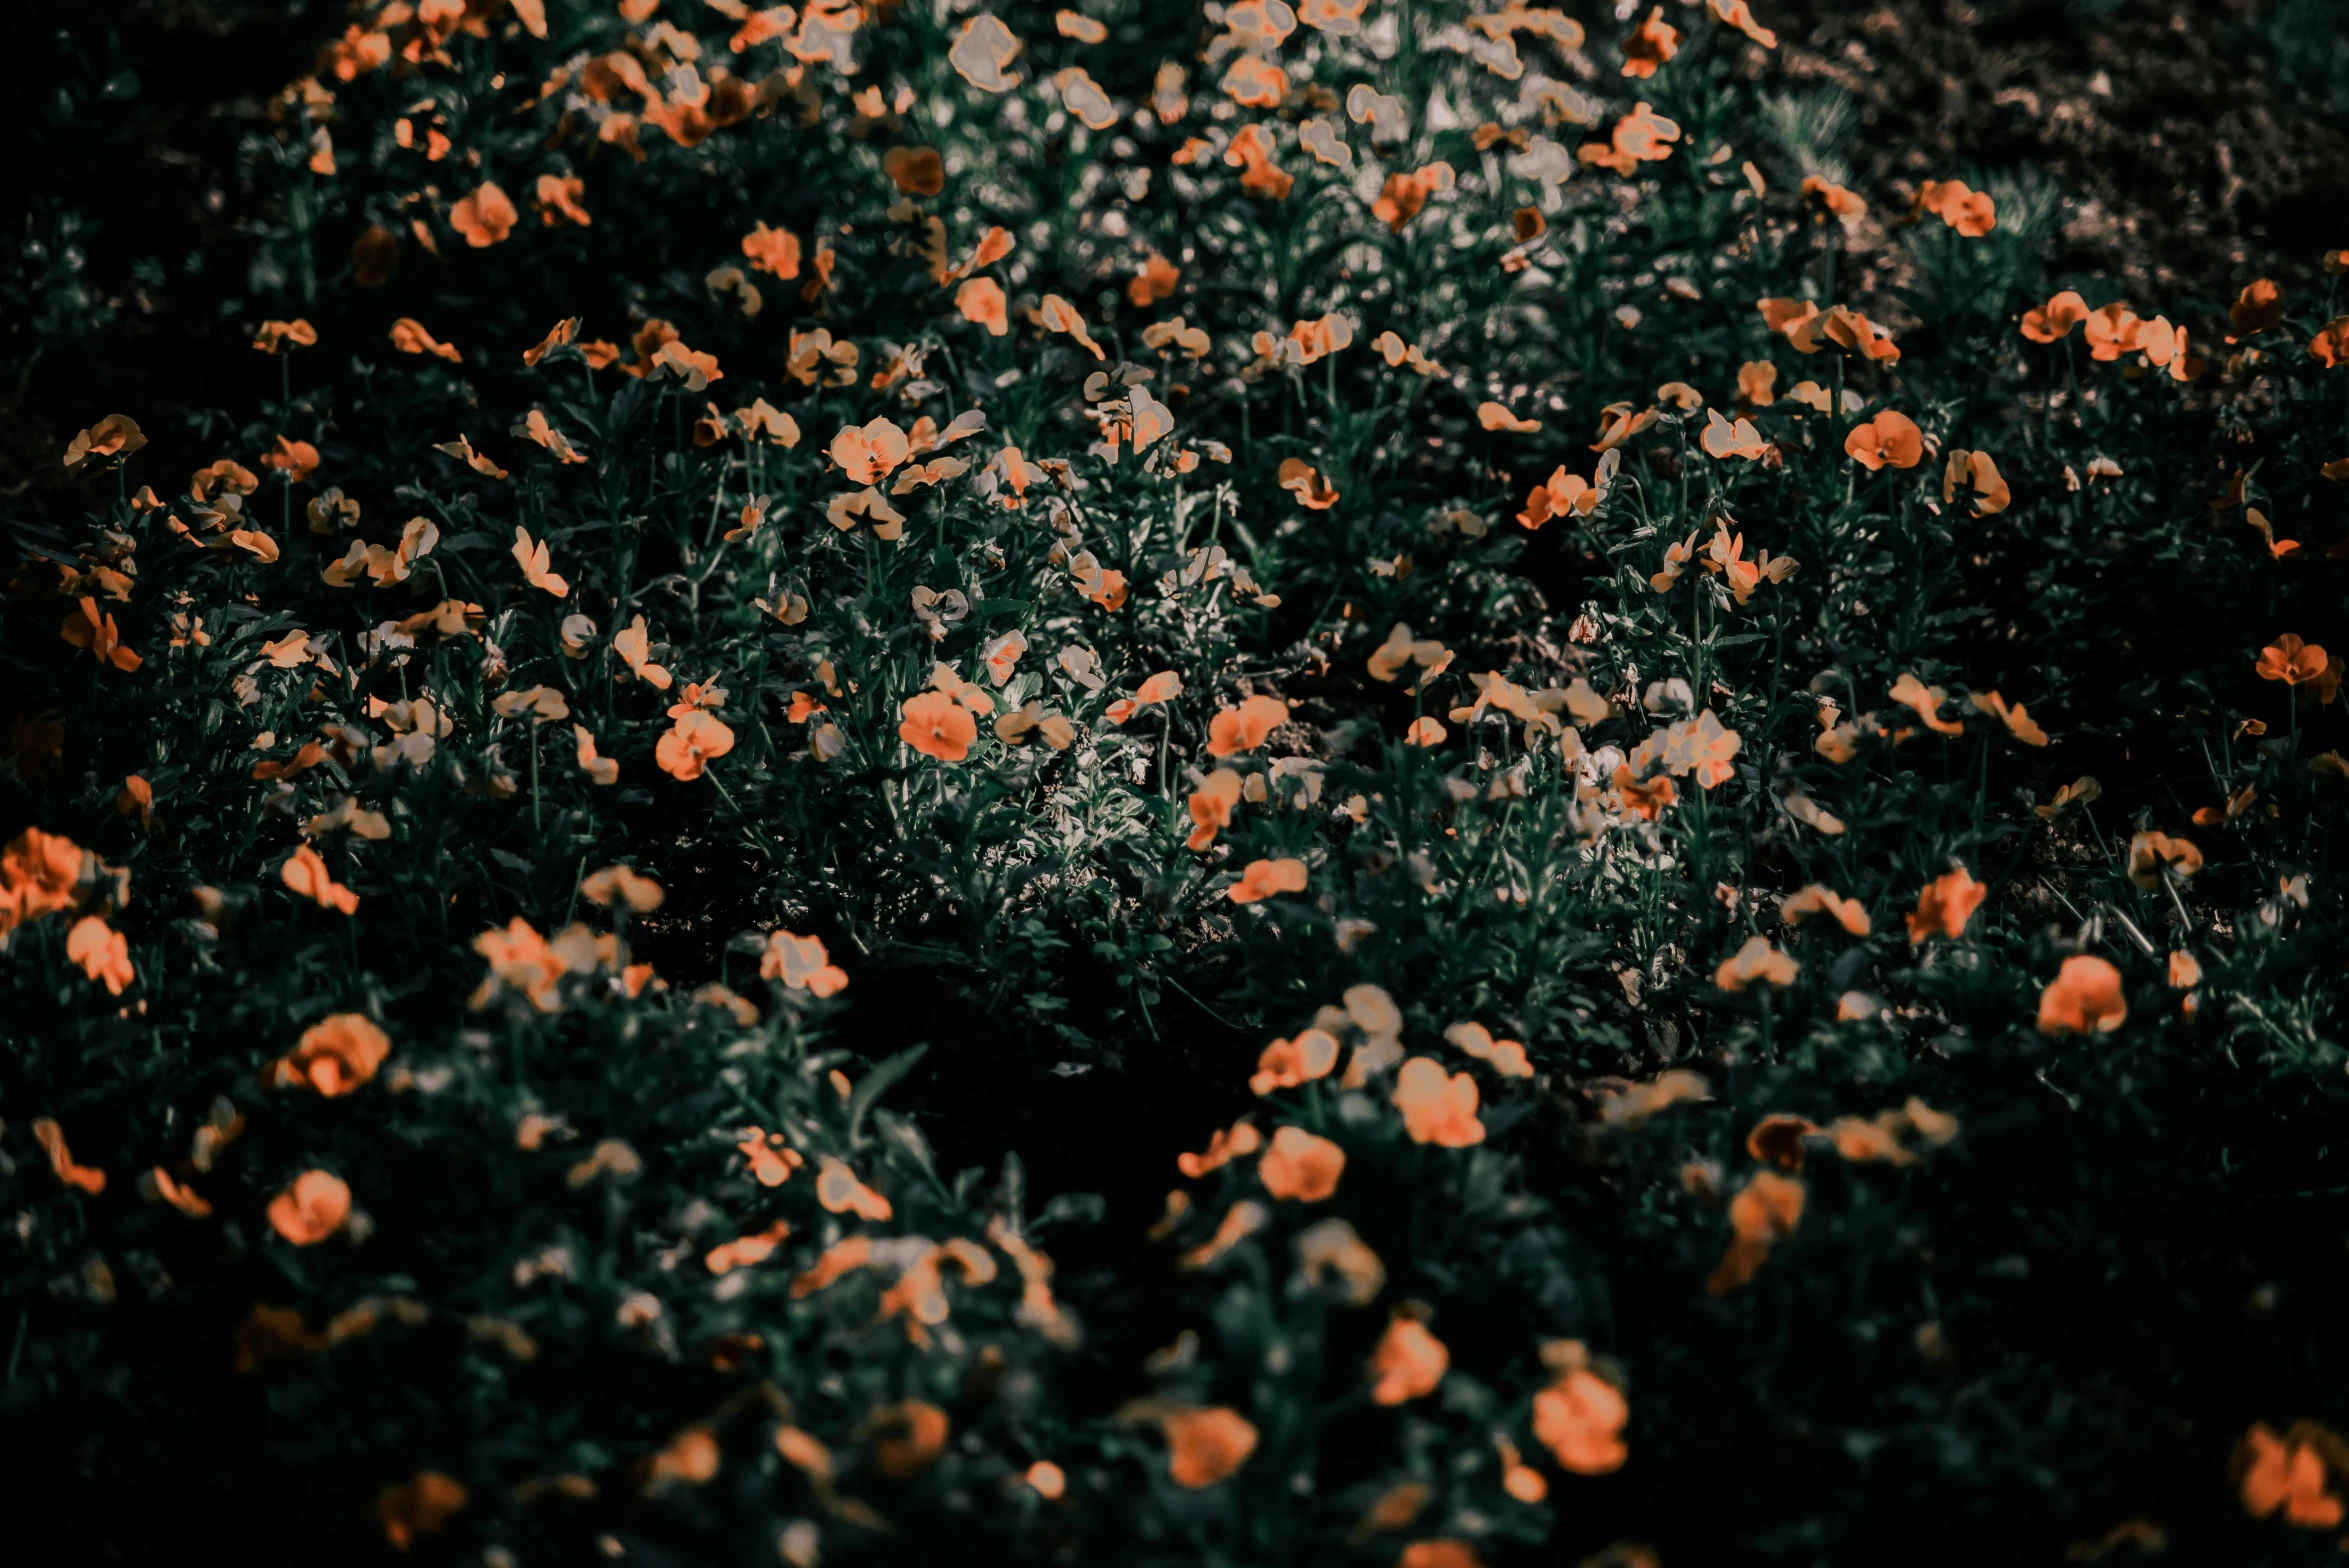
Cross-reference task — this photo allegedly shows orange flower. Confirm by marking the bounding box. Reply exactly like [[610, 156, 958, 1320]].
[[2020, 290, 2091, 343], [449, 180, 518, 247], [2257, 634, 2329, 685], [32, 1118, 106, 1195], [1207, 694, 1289, 757], [1800, 175, 1868, 232], [269, 1014, 392, 1095], [1223, 122, 1293, 197], [1533, 1359, 1630, 1474], [1759, 296, 1822, 350], [1707, 1169, 1804, 1293], [1397, 1542, 1482, 1568], [1187, 769, 1244, 850], [741, 221, 802, 278], [142, 1165, 212, 1218], [1251, 1028, 1340, 1095], [282, 844, 359, 915], [1619, 5, 1679, 75], [1822, 304, 1900, 362], [1578, 102, 1681, 175], [1374, 163, 1456, 232], [2037, 955, 2127, 1036], [268, 1169, 352, 1245], [1940, 448, 2011, 514], [1258, 1125, 1345, 1202], [2126, 830, 2202, 890], [1038, 293, 1107, 359], [1915, 178, 1995, 236], [510, 526, 570, 597], [1906, 867, 1986, 943], [1227, 857, 1308, 904], [1516, 464, 1605, 528], [1221, 52, 1288, 108], [389, 317, 462, 362], [1612, 765, 1678, 821], [117, 774, 153, 827], [1403, 715, 1447, 747], [1443, 1021, 1533, 1078], [760, 930, 848, 996], [1744, 1114, 1818, 1172], [792, 1235, 874, 1298], [862, 1401, 950, 1478], [66, 915, 134, 994], [1886, 672, 1964, 736], [1780, 885, 1870, 937], [377, 1471, 468, 1549], [1714, 935, 1797, 991], [1277, 457, 1339, 509], [1161, 1406, 1258, 1488], [1129, 251, 1180, 306], [2311, 317, 2349, 369], [1844, 410, 1923, 470], [1368, 1311, 1449, 1404], [2083, 302, 2145, 361], [1701, 408, 1769, 461], [1968, 690, 2049, 746], [2237, 1423, 2345, 1528], [704, 1220, 791, 1278], [814, 1154, 893, 1222], [899, 690, 979, 763], [1478, 400, 1541, 434], [1, 826, 85, 935], [1178, 1118, 1262, 1178], [1392, 1056, 1485, 1147], [1708, 0, 1777, 46], [534, 172, 590, 226], [62, 413, 148, 473], [2230, 278, 2286, 336], [955, 276, 1008, 335], [883, 145, 945, 197], [60, 596, 142, 671], [253, 319, 317, 354], [573, 726, 619, 786], [655, 710, 737, 781], [737, 1127, 805, 1188]]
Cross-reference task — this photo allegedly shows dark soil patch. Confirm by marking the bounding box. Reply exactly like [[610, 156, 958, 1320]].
[[1765, 0, 2349, 307]]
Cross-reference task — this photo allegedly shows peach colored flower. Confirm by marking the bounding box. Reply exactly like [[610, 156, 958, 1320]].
[[1533, 1365, 1629, 1474], [1706, 1170, 1804, 1293], [66, 915, 134, 995], [1161, 1406, 1257, 1488], [1208, 695, 1288, 757], [655, 710, 736, 781], [2037, 955, 2127, 1036], [900, 690, 979, 762], [1258, 1125, 1345, 1202], [269, 1014, 391, 1095], [1227, 857, 1308, 904], [282, 844, 359, 915], [1906, 867, 1986, 943], [1392, 1057, 1485, 1147], [33, 1118, 106, 1194], [1368, 1312, 1449, 1404], [377, 1472, 468, 1549], [268, 1169, 352, 1245], [450, 181, 518, 247]]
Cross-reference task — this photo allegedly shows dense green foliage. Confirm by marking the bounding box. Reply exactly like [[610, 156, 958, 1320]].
[[7, 2, 2349, 1564]]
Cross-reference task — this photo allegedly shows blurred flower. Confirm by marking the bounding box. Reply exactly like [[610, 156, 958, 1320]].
[[2037, 955, 2127, 1036], [268, 1170, 352, 1245]]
